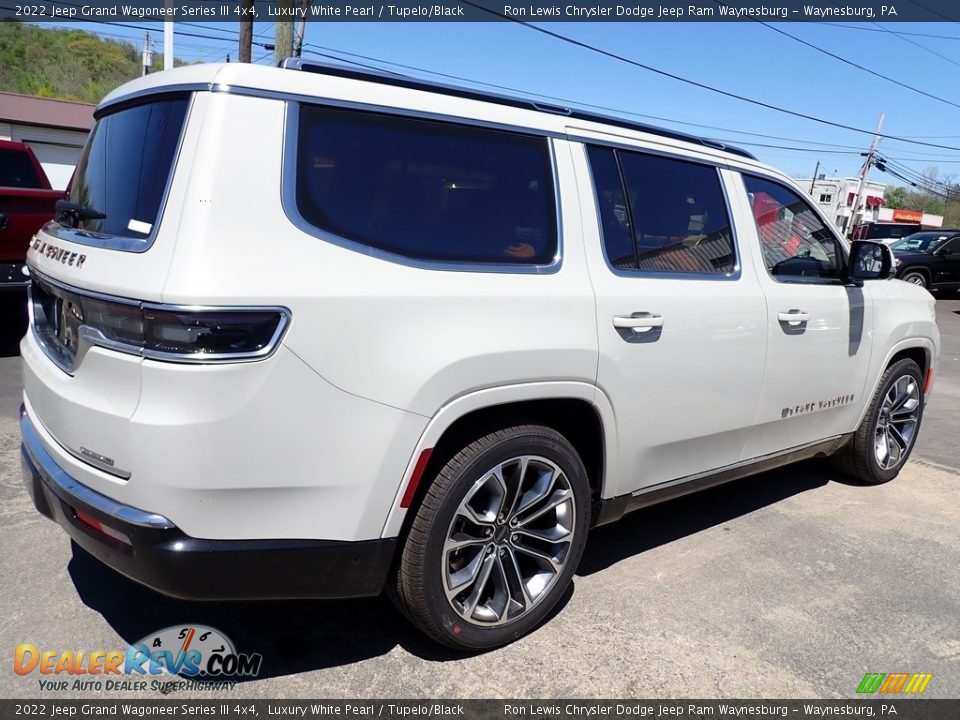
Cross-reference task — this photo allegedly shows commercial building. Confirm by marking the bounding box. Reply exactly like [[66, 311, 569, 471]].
[[0, 92, 94, 190]]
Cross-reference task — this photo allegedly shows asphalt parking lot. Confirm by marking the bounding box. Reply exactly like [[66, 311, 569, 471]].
[[0, 292, 957, 700]]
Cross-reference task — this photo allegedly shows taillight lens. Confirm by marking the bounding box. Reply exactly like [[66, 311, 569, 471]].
[[31, 274, 289, 364], [143, 308, 288, 358]]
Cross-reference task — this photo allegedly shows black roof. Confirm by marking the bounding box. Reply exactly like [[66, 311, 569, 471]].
[[284, 59, 757, 161]]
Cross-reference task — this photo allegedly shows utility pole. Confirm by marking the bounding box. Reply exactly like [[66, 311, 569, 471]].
[[141, 31, 152, 76], [274, 0, 295, 64], [238, 0, 254, 63], [848, 113, 884, 238], [808, 160, 820, 197], [163, 0, 174, 70]]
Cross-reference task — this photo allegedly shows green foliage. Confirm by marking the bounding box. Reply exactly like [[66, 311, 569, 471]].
[[0, 20, 188, 104], [884, 186, 908, 209]]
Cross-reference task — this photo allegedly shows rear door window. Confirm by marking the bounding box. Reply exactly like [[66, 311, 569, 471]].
[[69, 95, 189, 240], [294, 106, 557, 265], [588, 145, 736, 275]]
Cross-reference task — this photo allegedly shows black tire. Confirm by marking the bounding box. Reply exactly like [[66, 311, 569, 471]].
[[390, 425, 591, 650], [832, 359, 924, 484], [900, 270, 928, 289]]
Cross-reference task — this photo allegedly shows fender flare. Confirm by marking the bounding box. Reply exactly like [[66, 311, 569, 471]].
[[379, 381, 617, 538]]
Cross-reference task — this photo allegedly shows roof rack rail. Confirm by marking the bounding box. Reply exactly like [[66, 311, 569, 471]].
[[280, 58, 757, 161]]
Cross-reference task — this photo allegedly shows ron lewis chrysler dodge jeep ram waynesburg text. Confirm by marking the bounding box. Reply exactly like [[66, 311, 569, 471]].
[[20, 60, 940, 650]]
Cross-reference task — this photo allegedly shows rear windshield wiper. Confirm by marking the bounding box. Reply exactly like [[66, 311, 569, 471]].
[[55, 199, 106, 228]]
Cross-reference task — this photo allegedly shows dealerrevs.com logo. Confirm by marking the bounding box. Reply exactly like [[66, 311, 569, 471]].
[[14, 625, 262, 693]]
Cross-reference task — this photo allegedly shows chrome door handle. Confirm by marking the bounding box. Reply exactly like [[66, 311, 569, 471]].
[[777, 310, 810, 324], [613, 313, 663, 330]]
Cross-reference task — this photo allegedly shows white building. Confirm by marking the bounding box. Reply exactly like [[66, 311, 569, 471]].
[[793, 175, 887, 235], [0, 92, 94, 190]]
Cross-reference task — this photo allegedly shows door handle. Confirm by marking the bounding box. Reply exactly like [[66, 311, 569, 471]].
[[777, 310, 811, 324], [613, 313, 664, 330]]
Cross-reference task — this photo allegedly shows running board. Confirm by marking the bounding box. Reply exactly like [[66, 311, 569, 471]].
[[593, 434, 852, 527]]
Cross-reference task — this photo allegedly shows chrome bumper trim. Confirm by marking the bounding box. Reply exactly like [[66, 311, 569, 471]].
[[20, 407, 174, 530]]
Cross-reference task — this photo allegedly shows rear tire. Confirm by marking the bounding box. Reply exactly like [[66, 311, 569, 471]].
[[901, 270, 928, 288], [832, 359, 924, 485], [390, 425, 591, 650]]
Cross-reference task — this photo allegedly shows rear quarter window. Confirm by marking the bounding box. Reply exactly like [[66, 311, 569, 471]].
[[293, 106, 557, 266]]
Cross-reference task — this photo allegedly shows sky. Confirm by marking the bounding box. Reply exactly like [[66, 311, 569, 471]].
[[34, 20, 960, 186]]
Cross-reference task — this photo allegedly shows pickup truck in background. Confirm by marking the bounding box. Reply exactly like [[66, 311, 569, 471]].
[[0, 139, 65, 290]]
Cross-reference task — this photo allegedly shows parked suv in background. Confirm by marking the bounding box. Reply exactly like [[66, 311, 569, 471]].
[[20, 61, 940, 650], [891, 230, 960, 291], [853, 221, 923, 245]]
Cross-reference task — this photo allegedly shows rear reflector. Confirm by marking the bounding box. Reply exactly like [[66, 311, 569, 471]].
[[400, 449, 433, 509], [73, 507, 131, 546], [924, 368, 935, 395]]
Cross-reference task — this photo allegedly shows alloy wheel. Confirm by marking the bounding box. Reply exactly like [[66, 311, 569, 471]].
[[874, 374, 921, 470], [442, 455, 576, 626]]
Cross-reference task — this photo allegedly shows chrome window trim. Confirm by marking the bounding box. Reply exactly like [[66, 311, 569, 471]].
[[739, 172, 851, 286], [220, 83, 567, 141], [280, 100, 564, 275], [44, 92, 196, 254], [28, 268, 292, 374], [583, 143, 742, 282], [21, 409, 174, 529]]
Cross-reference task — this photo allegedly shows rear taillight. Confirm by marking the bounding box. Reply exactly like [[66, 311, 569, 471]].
[[143, 307, 288, 360], [31, 272, 289, 365]]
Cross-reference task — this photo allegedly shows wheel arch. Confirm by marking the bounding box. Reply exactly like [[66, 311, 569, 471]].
[[380, 382, 617, 538], [899, 266, 932, 285], [854, 338, 936, 428]]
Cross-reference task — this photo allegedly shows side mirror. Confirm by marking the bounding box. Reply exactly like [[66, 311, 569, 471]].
[[846, 240, 894, 284]]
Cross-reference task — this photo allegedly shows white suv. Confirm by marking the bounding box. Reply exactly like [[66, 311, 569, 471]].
[[20, 60, 939, 650]]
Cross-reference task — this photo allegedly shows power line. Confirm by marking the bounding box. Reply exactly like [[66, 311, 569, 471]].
[[820, 22, 960, 41], [709, 1, 960, 110], [866, 21, 960, 69], [304, 41, 960, 164], [455, 0, 960, 152]]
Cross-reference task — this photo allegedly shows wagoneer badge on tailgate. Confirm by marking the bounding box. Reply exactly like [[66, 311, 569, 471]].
[[30, 237, 87, 269]]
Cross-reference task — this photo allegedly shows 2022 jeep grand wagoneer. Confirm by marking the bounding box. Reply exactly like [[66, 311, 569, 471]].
[[20, 60, 939, 650]]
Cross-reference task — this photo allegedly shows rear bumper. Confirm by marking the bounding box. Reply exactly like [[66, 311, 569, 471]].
[[20, 408, 396, 600]]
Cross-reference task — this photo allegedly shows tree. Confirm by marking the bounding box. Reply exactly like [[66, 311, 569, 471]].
[[884, 186, 908, 209]]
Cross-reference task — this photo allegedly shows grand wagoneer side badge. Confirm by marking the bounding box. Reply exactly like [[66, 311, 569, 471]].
[[782, 394, 856, 419]]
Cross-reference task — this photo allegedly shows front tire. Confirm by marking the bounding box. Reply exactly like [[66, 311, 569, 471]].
[[833, 359, 924, 484], [390, 425, 591, 650], [901, 270, 928, 288]]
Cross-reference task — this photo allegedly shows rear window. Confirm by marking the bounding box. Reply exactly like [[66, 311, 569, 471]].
[[0, 148, 43, 188], [294, 106, 557, 265], [68, 95, 189, 239], [864, 224, 920, 240]]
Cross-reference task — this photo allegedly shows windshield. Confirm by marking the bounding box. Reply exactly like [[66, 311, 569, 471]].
[[891, 232, 954, 253], [68, 95, 189, 240]]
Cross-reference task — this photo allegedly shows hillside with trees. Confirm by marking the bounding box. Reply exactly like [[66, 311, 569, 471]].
[[0, 20, 172, 104]]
